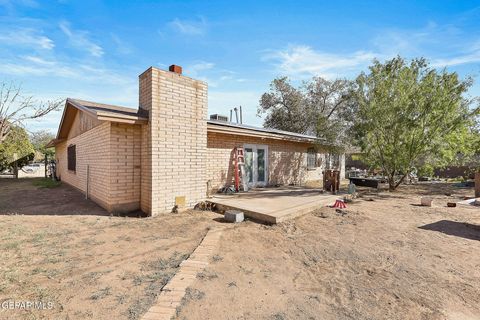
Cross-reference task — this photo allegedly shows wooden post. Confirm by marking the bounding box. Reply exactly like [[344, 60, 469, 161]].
[[475, 172, 480, 198], [12, 152, 18, 179], [13, 160, 18, 179], [44, 153, 48, 178]]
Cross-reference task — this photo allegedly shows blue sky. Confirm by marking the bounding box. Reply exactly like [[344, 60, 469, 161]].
[[1, 0, 480, 134]]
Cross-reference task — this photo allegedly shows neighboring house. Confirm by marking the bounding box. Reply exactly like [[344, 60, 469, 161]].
[[47, 65, 345, 216]]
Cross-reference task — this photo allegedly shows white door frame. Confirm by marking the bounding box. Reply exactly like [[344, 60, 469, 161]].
[[244, 144, 268, 187]]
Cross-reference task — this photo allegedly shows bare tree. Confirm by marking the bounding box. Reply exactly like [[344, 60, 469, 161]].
[[0, 82, 63, 143]]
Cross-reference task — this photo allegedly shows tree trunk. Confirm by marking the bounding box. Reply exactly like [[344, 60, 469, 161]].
[[388, 173, 408, 191], [395, 174, 408, 189], [388, 176, 396, 191]]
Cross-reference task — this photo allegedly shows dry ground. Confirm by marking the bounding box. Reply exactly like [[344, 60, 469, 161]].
[[1, 179, 479, 320], [176, 183, 480, 320], [0, 178, 218, 320]]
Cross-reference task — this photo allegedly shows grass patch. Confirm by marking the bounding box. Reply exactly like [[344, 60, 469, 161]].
[[90, 287, 111, 300], [32, 178, 61, 188]]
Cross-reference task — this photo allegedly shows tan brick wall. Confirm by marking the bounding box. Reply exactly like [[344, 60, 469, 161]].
[[139, 67, 208, 215], [139, 70, 152, 213], [56, 119, 142, 213], [56, 122, 112, 210], [110, 123, 142, 212], [206, 132, 329, 193]]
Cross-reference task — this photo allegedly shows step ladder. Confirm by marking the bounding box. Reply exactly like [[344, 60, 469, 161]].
[[233, 147, 249, 192]]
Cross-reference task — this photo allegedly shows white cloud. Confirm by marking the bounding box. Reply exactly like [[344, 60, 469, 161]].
[[432, 52, 480, 67], [430, 41, 480, 67], [183, 61, 216, 85], [111, 34, 133, 55], [185, 61, 215, 75], [263, 45, 378, 79], [167, 17, 207, 36], [0, 0, 38, 11], [0, 55, 134, 87], [0, 28, 54, 50], [265, 22, 480, 79], [372, 22, 480, 68], [22, 55, 56, 66], [59, 20, 104, 57]]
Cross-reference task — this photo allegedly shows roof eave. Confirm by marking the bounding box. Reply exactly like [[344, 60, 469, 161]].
[[46, 138, 66, 148], [207, 123, 320, 143]]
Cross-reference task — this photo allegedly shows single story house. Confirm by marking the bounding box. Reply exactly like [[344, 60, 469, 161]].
[[48, 65, 345, 216]]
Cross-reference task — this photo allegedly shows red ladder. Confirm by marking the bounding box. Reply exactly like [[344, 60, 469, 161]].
[[233, 147, 248, 192]]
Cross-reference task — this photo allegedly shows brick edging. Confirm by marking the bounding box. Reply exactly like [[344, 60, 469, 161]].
[[141, 227, 223, 320]]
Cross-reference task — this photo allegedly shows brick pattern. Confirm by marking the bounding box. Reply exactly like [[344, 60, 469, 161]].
[[110, 123, 142, 211], [55, 67, 347, 215], [139, 68, 208, 216], [56, 122, 112, 209], [139, 69, 153, 214], [206, 132, 328, 193], [56, 120, 143, 212], [141, 227, 224, 320]]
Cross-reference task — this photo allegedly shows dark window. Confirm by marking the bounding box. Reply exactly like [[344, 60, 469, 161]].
[[307, 147, 316, 169], [67, 145, 76, 172]]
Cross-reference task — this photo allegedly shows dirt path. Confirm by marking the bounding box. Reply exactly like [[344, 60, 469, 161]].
[[176, 183, 480, 320]]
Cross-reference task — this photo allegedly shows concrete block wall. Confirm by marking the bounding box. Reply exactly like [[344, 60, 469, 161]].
[[139, 67, 208, 215]]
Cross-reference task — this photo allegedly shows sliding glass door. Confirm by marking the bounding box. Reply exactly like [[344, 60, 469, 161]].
[[243, 144, 268, 187]]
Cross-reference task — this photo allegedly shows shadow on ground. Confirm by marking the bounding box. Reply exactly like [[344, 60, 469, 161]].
[[419, 220, 480, 241], [0, 178, 146, 217]]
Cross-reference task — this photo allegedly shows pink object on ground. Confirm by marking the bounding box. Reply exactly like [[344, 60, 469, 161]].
[[332, 199, 347, 209]]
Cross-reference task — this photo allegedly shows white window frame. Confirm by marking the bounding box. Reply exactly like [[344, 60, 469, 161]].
[[243, 144, 269, 187]]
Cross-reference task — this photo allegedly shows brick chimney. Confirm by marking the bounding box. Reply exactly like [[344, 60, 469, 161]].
[[138, 65, 208, 216]]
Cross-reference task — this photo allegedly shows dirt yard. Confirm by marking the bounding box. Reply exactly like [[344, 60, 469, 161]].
[[176, 183, 480, 320], [1, 179, 479, 320], [0, 178, 218, 320]]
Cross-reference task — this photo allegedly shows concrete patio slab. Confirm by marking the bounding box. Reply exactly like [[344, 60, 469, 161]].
[[209, 186, 341, 224]]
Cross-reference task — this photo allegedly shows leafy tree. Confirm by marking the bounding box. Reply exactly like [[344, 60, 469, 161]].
[[351, 57, 480, 190], [31, 130, 56, 160], [305, 77, 352, 144], [257, 76, 352, 148], [258, 77, 311, 134], [0, 82, 62, 143], [0, 125, 34, 171]]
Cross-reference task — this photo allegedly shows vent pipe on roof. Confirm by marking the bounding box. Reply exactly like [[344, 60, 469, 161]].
[[239, 106, 243, 124], [234, 107, 239, 124], [229, 109, 233, 122]]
